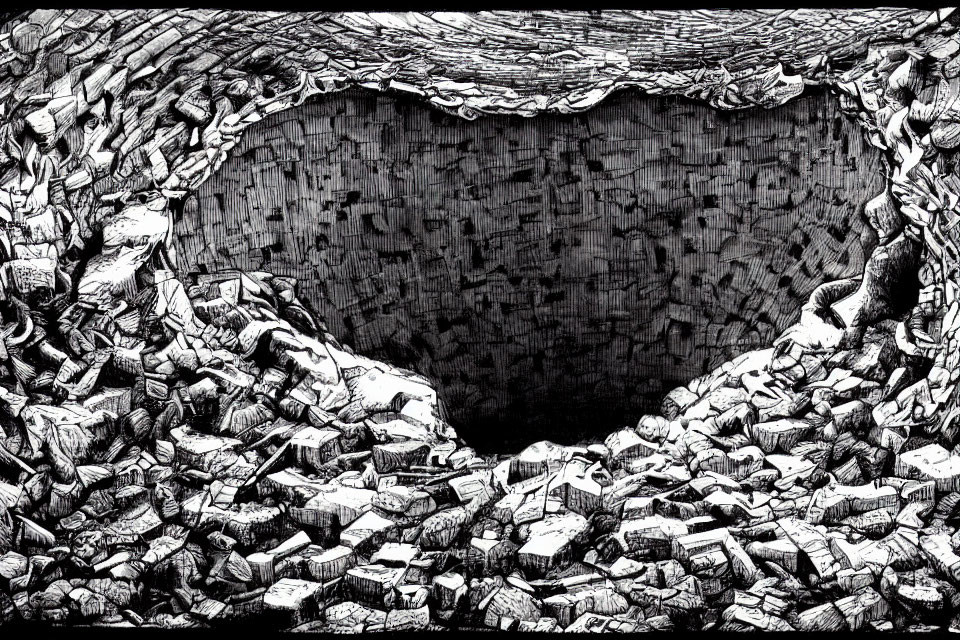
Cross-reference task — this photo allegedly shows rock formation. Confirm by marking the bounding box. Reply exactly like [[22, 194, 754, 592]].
[[0, 7, 957, 632]]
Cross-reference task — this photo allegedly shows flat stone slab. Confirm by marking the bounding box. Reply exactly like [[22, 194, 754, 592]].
[[745, 539, 800, 572], [748, 418, 812, 453], [895, 444, 960, 491], [345, 563, 406, 604], [517, 512, 589, 574], [264, 578, 324, 623], [339, 511, 397, 552], [302, 485, 377, 526], [614, 515, 688, 556], [170, 427, 243, 473], [305, 545, 357, 582]]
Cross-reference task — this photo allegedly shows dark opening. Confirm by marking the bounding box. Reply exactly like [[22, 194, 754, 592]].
[[176, 87, 882, 452]]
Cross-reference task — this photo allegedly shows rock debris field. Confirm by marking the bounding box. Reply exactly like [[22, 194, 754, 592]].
[[1, 7, 960, 634], [1, 269, 952, 633]]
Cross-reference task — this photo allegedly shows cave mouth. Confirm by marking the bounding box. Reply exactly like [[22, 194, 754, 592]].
[[174, 86, 883, 453]]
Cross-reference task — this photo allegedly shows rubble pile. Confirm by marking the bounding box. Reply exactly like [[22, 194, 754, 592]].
[[2, 277, 960, 632], [0, 7, 958, 633], [0, 266, 464, 628]]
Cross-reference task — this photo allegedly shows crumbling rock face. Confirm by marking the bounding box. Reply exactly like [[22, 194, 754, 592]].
[[0, 7, 958, 633]]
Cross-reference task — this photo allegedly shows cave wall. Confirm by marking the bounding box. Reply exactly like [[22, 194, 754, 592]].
[[0, 8, 953, 453], [175, 88, 882, 447]]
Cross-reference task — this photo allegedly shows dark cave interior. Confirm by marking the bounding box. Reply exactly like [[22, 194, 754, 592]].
[[175, 87, 884, 451]]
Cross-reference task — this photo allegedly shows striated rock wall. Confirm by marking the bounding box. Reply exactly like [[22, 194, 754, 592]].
[[177, 88, 881, 446], [0, 9, 929, 317]]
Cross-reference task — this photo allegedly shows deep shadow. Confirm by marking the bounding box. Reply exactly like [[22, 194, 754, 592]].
[[178, 87, 884, 452]]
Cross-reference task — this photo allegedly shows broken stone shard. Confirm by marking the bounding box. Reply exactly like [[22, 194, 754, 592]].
[[517, 512, 589, 575], [895, 444, 960, 491], [264, 578, 324, 625]]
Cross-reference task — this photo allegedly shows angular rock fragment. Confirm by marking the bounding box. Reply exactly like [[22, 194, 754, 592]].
[[345, 563, 405, 605], [323, 600, 386, 631], [482, 585, 542, 627], [604, 429, 657, 468], [748, 418, 812, 453], [305, 545, 356, 582], [895, 444, 960, 491], [290, 427, 342, 471], [340, 512, 397, 554], [542, 587, 629, 627], [662, 386, 699, 420], [614, 515, 688, 557], [831, 400, 872, 433], [920, 534, 960, 582], [371, 542, 419, 567], [565, 612, 638, 633], [246, 530, 312, 585], [765, 454, 816, 488], [510, 441, 569, 481], [796, 602, 848, 632], [806, 483, 900, 524], [263, 578, 324, 625], [373, 485, 437, 516], [420, 507, 469, 550], [777, 518, 838, 579], [517, 512, 589, 574], [468, 536, 517, 575], [447, 472, 491, 504], [550, 460, 605, 515], [745, 539, 799, 573], [170, 428, 243, 474], [385, 605, 430, 631], [301, 485, 376, 526], [724, 603, 794, 631], [835, 587, 890, 630], [693, 446, 764, 480], [372, 440, 430, 473]]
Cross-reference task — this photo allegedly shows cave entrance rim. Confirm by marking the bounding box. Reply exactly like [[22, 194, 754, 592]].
[[173, 84, 885, 453]]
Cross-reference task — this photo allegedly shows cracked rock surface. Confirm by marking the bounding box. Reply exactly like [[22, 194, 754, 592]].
[[0, 7, 959, 633]]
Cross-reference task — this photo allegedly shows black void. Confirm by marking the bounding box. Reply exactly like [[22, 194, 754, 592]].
[[175, 88, 883, 452]]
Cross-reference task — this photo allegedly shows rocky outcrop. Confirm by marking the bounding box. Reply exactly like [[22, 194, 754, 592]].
[[0, 7, 957, 633]]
